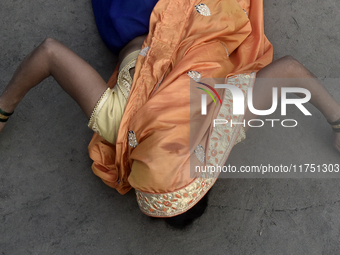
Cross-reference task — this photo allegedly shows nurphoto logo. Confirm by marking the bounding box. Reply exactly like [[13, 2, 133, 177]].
[[198, 83, 312, 128]]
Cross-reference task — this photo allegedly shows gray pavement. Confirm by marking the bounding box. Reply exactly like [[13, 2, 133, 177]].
[[1, 0, 340, 254]]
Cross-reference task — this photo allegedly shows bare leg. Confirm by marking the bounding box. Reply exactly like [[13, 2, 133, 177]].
[[245, 55, 340, 153], [0, 38, 108, 132]]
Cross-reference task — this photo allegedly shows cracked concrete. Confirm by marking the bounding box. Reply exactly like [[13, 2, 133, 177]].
[[1, 0, 340, 254]]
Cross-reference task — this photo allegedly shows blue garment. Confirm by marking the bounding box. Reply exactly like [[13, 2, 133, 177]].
[[92, 0, 159, 55]]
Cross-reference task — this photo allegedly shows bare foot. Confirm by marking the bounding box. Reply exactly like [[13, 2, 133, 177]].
[[333, 131, 340, 153]]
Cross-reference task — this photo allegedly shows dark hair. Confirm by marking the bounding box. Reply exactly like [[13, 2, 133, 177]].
[[164, 190, 210, 229]]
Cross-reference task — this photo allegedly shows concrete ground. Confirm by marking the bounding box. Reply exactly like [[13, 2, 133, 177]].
[[1, 0, 340, 254]]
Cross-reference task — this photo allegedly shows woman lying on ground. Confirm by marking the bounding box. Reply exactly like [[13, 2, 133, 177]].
[[0, 0, 339, 229]]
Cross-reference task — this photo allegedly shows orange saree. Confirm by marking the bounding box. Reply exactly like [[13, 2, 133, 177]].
[[88, 0, 273, 217]]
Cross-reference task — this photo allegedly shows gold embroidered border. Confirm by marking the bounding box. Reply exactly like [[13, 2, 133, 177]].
[[136, 72, 255, 217], [88, 88, 112, 136], [117, 57, 138, 100], [136, 173, 217, 217], [205, 73, 254, 167]]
